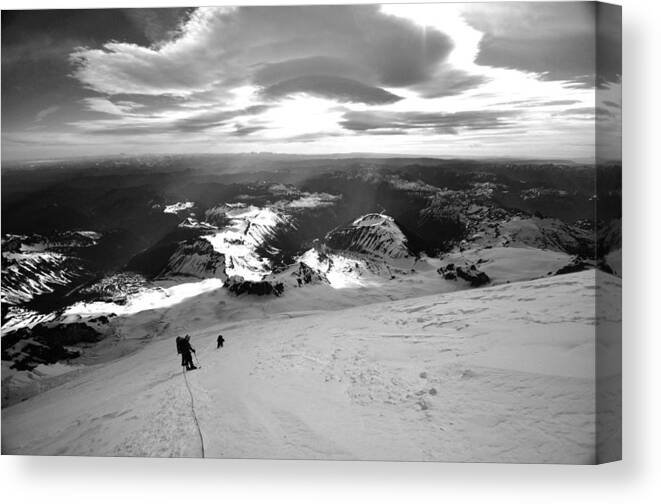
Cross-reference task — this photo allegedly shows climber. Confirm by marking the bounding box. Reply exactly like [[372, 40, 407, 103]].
[[176, 334, 197, 370]]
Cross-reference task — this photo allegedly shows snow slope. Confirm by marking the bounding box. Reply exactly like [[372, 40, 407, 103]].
[[440, 246, 576, 284], [1, 270, 620, 463]]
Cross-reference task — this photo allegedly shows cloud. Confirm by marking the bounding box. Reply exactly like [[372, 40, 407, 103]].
[[78, 104, 270, 135], [232, 125, 264, 136], [411, 65, 489, 98], [3, 5, 613, 162], [34, 105, 60, 122], [123, 8, 194, 44], [81, 123, 173, 136], [341, 109, 519, 134], [462, 2, 621, 86], [69, 5, 456, 102], [262, 76, 402, 105], [253, 56, 370, 87], [543, 100, 583, 106], [174, 105, 270, 132], [82, 97, 142, 116]]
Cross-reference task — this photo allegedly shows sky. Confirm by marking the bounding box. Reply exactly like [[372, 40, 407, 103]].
[[1, 2, 621, 162]]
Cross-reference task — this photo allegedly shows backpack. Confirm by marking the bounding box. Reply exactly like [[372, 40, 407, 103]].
[[176, 336, 184, 354]]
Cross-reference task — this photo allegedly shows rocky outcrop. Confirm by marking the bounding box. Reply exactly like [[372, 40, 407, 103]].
[[553, 257, 591, 276], [1, 321, 106, 371], [287, 262, 329, 287], [224, 275, 285, 297], [438, 262, 490, 287], [456, 265, 491, 287], [437, 262, 458, 280], [80, 273, 146, 303]]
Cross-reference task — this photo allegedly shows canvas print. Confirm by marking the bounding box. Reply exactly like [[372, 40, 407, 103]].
[[1, 2, 621, 463]]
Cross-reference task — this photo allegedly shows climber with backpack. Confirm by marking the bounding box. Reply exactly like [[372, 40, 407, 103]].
[[176, 334, 197, 371]]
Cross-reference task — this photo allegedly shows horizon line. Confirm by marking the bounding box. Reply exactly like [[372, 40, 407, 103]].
[[1, 151, 619, 167]]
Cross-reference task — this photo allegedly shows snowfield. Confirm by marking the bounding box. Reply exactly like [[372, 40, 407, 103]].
[[1, 270, 621, 463]]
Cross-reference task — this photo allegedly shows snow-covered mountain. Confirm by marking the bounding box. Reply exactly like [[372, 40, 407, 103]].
[[1, 232, 101, 306], [1, 252, 82, 305], [276, 261, 330, 288], [325, 213, 414, 260], [296, 213, 417, 288], [202, 204, 290, 281], [462, 216, 593, 255], [153, 211, 415, 293], [159, 239, 227, 280]]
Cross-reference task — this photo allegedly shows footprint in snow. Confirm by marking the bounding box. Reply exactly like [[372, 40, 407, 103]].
[[461, 369, 477, 380]]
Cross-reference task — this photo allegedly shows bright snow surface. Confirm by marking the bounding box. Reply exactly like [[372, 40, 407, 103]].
[[61, 278, 224, 319], [1, 270, 621, 463]]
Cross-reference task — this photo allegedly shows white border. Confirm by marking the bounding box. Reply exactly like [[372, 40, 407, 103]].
[[3, 1, 660, 504]]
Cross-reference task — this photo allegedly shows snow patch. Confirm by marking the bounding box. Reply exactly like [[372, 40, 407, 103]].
[[163, 201, 194, 214], [283, 192, 341, 209], [62, 278, 224, 319], [178, 217, 216, 230]]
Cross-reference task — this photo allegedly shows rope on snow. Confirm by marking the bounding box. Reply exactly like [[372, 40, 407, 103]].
[[182, 368, 206, 458]]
